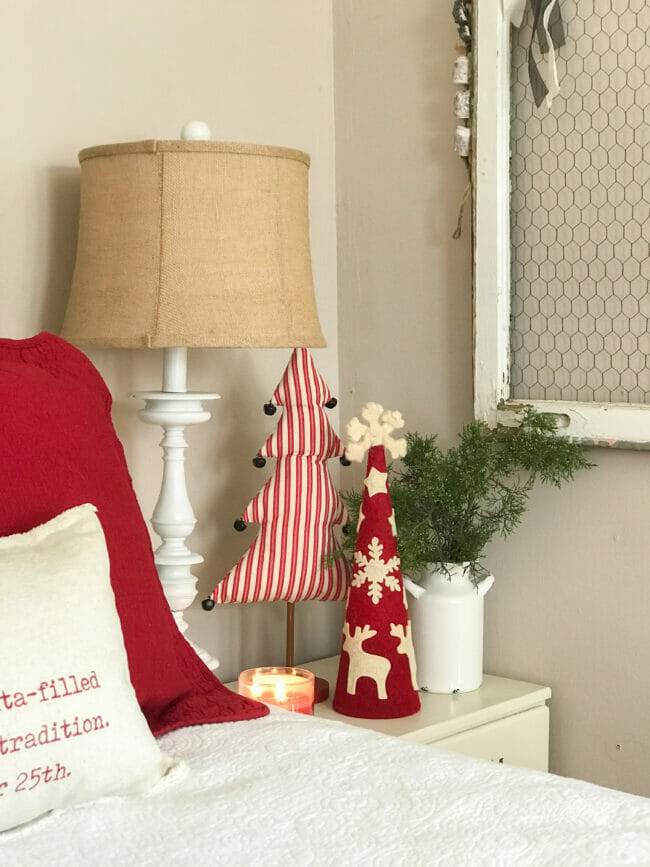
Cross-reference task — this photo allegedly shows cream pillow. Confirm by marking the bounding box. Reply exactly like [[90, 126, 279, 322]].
[[0, 504, 174, 833]]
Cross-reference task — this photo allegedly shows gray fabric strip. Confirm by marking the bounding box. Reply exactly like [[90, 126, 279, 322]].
[[528, 0, 566, 107]]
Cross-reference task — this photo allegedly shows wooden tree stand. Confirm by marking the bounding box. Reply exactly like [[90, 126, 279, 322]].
[[286, 602, 330, 703]]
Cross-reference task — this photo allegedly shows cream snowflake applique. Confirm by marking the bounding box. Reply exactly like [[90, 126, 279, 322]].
[[353, 536, 401, 604]]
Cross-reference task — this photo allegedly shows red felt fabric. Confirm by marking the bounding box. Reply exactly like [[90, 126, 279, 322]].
[[0, 333, 268, 734], [333, 445, 420, 719]]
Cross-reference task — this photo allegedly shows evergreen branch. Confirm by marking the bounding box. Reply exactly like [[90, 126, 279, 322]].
[[339, 408, 594, 577]]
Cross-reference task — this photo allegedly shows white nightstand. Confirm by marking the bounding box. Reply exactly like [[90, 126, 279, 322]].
[[303, 656, 551, 771]]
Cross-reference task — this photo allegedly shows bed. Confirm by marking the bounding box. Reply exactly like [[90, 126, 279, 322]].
[[2, 708, 650, 865], [1, 334, 649, 864]]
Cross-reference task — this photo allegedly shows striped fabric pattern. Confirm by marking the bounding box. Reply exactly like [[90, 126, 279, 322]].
[[213, 349, 351, 604]]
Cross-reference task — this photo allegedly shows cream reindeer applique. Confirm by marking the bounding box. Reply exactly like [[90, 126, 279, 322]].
[[390, 622, 418, 691], [342, 623, 390, 700]]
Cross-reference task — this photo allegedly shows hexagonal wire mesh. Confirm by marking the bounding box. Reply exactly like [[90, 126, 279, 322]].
[[509, 0, 649, 403]]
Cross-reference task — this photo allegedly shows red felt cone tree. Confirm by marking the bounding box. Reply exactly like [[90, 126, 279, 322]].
[[333, 403, 420, 719]]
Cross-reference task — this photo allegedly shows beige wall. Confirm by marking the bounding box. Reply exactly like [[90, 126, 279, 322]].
[[334, 2, 473, 440], [333, 1, 649, 797], [485, 455, 650, 796], [0, 0, 343, 680]]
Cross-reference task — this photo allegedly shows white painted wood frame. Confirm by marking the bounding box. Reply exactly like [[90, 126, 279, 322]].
[[473, 0, 650, 449]]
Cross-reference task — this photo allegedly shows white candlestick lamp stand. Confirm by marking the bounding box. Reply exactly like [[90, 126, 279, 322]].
[[133, 345, 220, 670]]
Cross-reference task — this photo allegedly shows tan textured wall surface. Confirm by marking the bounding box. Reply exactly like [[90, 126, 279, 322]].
[[333, 2, 649, 796], [0, 0, 342, 680], [333, 2, 474, 441]]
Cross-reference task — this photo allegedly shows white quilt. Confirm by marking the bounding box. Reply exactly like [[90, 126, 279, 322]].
[[2, 709, 649, 866]]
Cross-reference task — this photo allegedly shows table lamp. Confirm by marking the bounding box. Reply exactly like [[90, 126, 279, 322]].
[[61, 122, 325, 668]]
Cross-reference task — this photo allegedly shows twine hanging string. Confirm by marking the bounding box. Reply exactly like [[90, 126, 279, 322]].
[[453, 178, 471, 240]]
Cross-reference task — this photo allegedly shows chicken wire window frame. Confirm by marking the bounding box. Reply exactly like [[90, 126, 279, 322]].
[[473, 0, 650, 448]]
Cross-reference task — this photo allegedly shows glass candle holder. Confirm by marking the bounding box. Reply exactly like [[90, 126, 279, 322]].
[[238, 666, 315, 714]]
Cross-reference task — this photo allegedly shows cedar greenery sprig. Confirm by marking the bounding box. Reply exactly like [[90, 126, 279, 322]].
[[340, 408, 594, 578]]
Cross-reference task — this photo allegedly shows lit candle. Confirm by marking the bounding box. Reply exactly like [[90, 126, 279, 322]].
[[238, 667, 315, 714]]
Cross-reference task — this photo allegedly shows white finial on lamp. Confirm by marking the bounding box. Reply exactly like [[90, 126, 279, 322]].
[[180, 120, 212, 141]]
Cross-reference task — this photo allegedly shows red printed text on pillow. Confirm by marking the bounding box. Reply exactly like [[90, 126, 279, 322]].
[[0, 670, 108, 798], [0, 671, 102, 712]]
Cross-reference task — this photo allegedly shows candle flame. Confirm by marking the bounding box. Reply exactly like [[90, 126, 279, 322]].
[[242, 668, 310, 709]]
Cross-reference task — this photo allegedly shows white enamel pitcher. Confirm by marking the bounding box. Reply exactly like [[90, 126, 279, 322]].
[[404, 563, 494, 694]]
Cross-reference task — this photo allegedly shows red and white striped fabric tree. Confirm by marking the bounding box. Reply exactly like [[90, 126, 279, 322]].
[[206, 348, 352, 605]]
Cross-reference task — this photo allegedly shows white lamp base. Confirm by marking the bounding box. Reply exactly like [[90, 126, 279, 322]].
[[132, 347, 221, 671]]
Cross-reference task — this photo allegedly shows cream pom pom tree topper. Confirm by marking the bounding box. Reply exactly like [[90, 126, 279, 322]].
[[333, 403, 420, 720]]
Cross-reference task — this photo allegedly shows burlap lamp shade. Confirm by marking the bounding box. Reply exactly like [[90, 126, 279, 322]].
[[61, 139, 326, 349]]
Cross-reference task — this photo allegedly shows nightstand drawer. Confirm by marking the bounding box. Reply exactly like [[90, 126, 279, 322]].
[[244, 656, 552, 773], [432, 705, 549, 771]]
